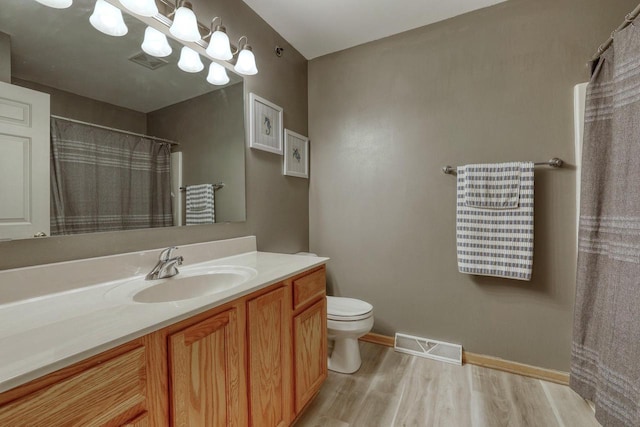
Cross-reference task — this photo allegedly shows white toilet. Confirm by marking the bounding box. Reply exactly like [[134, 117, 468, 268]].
[[326, 296, 374, 374], [295, 252, 374, 374]]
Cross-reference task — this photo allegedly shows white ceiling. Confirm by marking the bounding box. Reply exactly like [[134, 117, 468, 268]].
[[2, 0, 241, 113], [242, 0, 509, 59]]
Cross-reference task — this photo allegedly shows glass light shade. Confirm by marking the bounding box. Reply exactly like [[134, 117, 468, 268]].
[[205, 29, 232, 61], [141, 27, 172, 57], [169, 5, 201, 42], [90, 0, 128, 37], [234, 47, 258, 76], [207, 62, 229, 85], [119, 0, 158, 17], [34, 0, 73, 8], [178, 46, 204, 73]]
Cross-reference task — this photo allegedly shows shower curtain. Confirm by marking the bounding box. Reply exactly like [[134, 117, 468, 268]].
[[571, 23, 640, 427], [50, 118, 173, 235]]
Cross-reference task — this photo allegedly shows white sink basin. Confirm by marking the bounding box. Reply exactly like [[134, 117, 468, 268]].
[[106, 265, 258, 303]]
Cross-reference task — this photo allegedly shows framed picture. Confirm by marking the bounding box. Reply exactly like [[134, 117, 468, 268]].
[[283, 129, 309, 178], [249, 93, 283, 154]]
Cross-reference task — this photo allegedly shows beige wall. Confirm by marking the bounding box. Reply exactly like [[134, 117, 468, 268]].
[[309, 0, 635, 371], [0, 32, 9, 83], [13, 78, 147, 133], [0, 0, 308, 269], [147, 82, 245, 223]]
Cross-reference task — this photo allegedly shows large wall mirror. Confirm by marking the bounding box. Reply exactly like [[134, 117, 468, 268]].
[[0, 0, 246, 241]]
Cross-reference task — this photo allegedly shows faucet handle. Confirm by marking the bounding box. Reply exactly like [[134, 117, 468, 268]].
[[159, 246, 178, 261]]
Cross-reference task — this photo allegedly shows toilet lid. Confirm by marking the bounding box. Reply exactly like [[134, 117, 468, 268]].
[[327, 296, 373, 321]]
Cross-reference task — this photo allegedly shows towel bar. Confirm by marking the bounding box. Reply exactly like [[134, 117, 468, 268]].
[[441, 158, 564, 175], [179, 183, 225, 191]]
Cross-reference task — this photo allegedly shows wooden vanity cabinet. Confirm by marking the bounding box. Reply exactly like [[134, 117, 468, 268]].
[[290, 267, 328, 417], [0, 265, 327, 427], [166, 301, 247, 427], [121, 412, 150, 427], [247, 285, 292, 427], [293, 298, 327, 414], [0, 337, 159, 427]]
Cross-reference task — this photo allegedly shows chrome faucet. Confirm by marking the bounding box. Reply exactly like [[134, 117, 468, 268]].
[[145, 246, 184, 280]]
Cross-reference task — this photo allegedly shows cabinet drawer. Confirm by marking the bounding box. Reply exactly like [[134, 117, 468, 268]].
[[0, 346, 147, 427], [293, 267, 326, 310]]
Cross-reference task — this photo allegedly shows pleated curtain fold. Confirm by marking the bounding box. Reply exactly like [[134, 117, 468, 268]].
[[571, 22, 640, 427]]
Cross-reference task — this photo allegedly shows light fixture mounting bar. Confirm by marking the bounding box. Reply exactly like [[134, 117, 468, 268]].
[[102, 0, 238, 73]]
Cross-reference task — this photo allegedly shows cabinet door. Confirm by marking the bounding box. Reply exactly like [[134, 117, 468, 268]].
[[169, 307, 246, 427], [247, 286, 291, 427], [293, 298, 327, 414]]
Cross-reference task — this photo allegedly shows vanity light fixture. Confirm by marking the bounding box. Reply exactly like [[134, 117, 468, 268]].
[[81, 0, 259, 78], [206, 62, 230, 85], [234, 36, 258, 76], [141, 26, 172, 57], [205, 17, 233, 61], [119, 0, 158, 17], [169, 1, 201, 42], [177, 46, 204, 73], [90, 0, 128, 37], [34, 0, 73, 8]]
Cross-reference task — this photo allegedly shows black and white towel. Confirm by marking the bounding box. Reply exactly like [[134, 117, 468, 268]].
[[463, 162, 521, 209], [186, 184, 215, 225], [456, 162, 534, 281]]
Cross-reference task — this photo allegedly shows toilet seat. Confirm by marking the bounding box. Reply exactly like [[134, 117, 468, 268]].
[[327, 296, 373, 321]]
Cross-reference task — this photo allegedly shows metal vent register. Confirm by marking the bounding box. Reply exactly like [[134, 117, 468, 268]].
[[129, 52, 169, 70], [394, 333, 462, 365]]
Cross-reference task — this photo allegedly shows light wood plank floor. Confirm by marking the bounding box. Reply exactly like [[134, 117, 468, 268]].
[[294, 342, 599, 427]]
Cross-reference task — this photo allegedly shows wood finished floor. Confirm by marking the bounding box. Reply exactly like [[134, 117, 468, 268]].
[[294, 342, 599, 427]]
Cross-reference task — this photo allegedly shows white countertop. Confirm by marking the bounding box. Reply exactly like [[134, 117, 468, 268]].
[[0, 241, 328, 394]]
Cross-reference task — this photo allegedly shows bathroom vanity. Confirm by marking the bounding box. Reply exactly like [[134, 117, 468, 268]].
[[0, 237, 328, 426]]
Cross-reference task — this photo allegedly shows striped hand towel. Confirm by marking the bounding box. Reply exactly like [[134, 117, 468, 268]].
[[186, 184, 215, 225], [456, 162, 534, 281], [463, 162, 521, 209]]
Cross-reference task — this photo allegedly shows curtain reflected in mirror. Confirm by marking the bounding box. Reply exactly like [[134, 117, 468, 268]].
[[50, 118, 173, 235]]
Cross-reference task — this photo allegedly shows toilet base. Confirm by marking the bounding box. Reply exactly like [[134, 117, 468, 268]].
[[328, 337, 362, 374]]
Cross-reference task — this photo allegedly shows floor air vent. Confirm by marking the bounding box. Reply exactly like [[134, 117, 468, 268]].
[[394, 333, 462, 366]]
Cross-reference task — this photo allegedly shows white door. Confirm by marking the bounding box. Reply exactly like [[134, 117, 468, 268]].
[[0, 81, 50, 240]]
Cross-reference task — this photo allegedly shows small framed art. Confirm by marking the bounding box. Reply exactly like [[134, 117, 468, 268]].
[[249, 93, 283, 154], [283, 129, 309, 178]]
